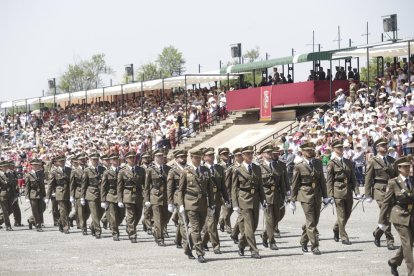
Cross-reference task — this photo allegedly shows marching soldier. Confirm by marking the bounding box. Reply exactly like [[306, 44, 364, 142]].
[[232, 146, 266, 259], [117, 150, 146, 243], [144, 149, 171, 246], [259, 144, 286, 250], [326, 140, 361, 245], [290, 142, 329, 255], [44, 160, 59, 226], [217, 147, 233, 234], [100, 154, 111, 230], [272, 145, 289, 238], [70, 154, 90, 235], [229, 147, 243, 244], [141, 152, 154, 235], [24, 159, 46, 232], [379, 155, 414, 276], [177, 149, 215, 263], [46, 155, 72, 234], [0, 161, 14, 231], [81, 152, 106, 239], [201, 147, 230, 254], [167, 150, 188, 249], [101, 153, 122, 241], [365, 138, 397, 250], [6, 161, 22, 227]]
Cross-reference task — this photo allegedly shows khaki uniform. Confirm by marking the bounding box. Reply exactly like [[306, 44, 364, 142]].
[[81, 165, 106, 235], [101, 167, 122, 237], [24, 171, 46, 228], [218, 161, 233, 233], [201, 164, 229, 250], [178, 166, 214, 257], [274, 160, 289, 233], [380, 176, 414, 275], [141, 163, 153, 232], [229, 163, 242, 239], [260, 160, 286, 244], [47, 166, 72, 231], [144, 164, 171, 243], [232, 163, 265, 254], [365, 155, 396, 245], [44, 162, 59, 225], [7, 171, 21, 226], [117, 165, 146, 238], [0, 171, 13, 228], [291, 159, 327, 251], [70, 166, 90, 232], [326, 157, 359, 241]]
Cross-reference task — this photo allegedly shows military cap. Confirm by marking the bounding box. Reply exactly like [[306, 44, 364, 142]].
[[241, 146, 254, 154], [77, 153, 87, 160], [53, 155, 66, 162], [198, 147, 207, 154], [153, 149, 164, 156], [141, 152, 151, 158], [6, 160, 15, 167], [173, 150, 187, 158], [101, 154, 110, 160], [300, 142, 315, 151], [89, 152, 100, 159], [189, 149, 203, 157], [109, 153, 119, 159], [0, 161, 8, 167], [259, 144, 273, 154], [218, 147, 230, 155], [374, 138, 388, 148], [30, 159, 43, 166], [272, 145, 280, 152], [394, 155, 413, 167], [233, 147, 243, 155], [331, 139, 344, 148], [125, 150, 137, 159], [203, 147, 215, 155]]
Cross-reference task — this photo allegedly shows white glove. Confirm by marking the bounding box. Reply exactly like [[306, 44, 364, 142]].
[[44, 198, 49, 204], [118, 202, 124, 208], [365, 196, 373, 203], [80, 198, 86, 206], [355, 194, 363, 200], [262, 201, 268, 209], [378, 224, 386, 231], [179, 205, 185, 214], [144, 201, 151, 208], [51, 193, 56, 197], [100, 202, 108, 209], [233, 207, 240, 214], [168, 204, 174, 213], [208, 207, 215, 216], [25, 198, 30, 203], [70, 196, 75, 204], [323, 198, 332, 205], [224, 201, 231, 208], [286, 190, 291, 197], [289, 201, 296, 211]]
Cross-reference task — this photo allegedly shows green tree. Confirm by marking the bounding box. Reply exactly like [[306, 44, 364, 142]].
[[360, 56, 393, 86], [58, 53, 113, 93], [136, 62, 160, 81], [243, 46, 260, 63], [157, 46, 186, 77]]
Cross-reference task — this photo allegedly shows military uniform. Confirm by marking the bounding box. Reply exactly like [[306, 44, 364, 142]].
[[81, 153, 106, 238], [365, 138, 396, 248], [273, 152, 289, 237], [24, 159, 46, 231], [144, 150, 171, 246], [228, 148, 243, 243], [46, 156, 72, 233], [0, 161, 13, 230], [101, 153, 122, 240], [259, 145, 286, 249], [217, 147, 233, 234], [201, 148, 230, 253], [141, 153, 154, 234], [70, 157, 90, 234], [291, 142, 328, 254], [379, 156, 414, 276], [117, 151, 146, 242], [326, 140, 360, 244], [44, 161, 59, 226], [6, 164, 22, 227], [232, 146, 266, 258], [177, 149, 214, 261]]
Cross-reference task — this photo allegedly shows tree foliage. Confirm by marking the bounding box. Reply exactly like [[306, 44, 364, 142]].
[[136, 62, 160, 81], [243, 46, 260, 63], [360, 56, 393, 86], [156, 46, 186, 77]]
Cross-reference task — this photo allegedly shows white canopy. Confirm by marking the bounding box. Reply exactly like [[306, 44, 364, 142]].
[[332, 41, 414, 59]]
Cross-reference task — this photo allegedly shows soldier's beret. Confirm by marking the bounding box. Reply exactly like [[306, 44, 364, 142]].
[[89, 152, 100, 159], [259, 144, 273, 154], [30, 159, 43, 166], [300, 142, 315, 151], [374, 138, 388, 148], [241, 146, 254, 154], [109, 153, 119, 159], [125, 150, 137, 159], [153, 149, 164, 157], [331, 139, 344, 148], [189, 149, 203, 157], [394, 155, 413, 167], [218, 147, 230, 155], [198, 147, 206, 154], [173, 150, 187, 158], [203, 147, 215, 155], [141, 152, 151, 158], [233, 147, 243, 155]]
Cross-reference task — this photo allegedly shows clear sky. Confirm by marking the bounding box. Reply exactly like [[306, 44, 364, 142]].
[[0, 0, 412, 102]]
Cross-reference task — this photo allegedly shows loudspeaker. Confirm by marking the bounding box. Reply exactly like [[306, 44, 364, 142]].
[[383, 14, 397, 32], [231, 46, 240, 58], [48, 80, 55, 89]]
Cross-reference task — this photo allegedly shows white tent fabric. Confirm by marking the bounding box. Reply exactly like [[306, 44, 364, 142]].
[[332, 41, 414, 59]]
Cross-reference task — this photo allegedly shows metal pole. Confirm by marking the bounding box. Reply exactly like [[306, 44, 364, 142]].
[[329, 59, 333, 108], [184, 75, 188, 128], [253, 69, 256, 87], [121, 84, 124, 117], [53, 78, 56, 109], [408, 41, 411, 93], [141, 73, 144, 114], [367, 48, 370, 88], [85, 90, 88, 116], [227, 73, 230, 91], [131, 64, 134, 83], [102, 87, 105, 103], [292, 48, 295, 82], [162, 77, 165, 111], [25, 99, 28, 127]]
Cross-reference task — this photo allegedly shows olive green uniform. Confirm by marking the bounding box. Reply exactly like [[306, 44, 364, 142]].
[[0, 170, 13, 229], [24, 170, 46, 229], [101, 166, 122, 237], [218, 161, 233, 233], [70, 166, 90, 232], [167, 164, 185, 247]]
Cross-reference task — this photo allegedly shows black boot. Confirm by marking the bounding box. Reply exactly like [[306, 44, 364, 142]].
[[333, 230, 339, 242]]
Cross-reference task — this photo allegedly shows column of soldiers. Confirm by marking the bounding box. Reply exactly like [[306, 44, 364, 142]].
[[1, 140, 414, 273]]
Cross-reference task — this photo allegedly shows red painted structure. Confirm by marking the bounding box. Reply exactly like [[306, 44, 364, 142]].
[[226, 80, 349, 111]]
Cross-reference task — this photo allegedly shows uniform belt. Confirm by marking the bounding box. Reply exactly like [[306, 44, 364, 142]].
[[374, 179, 388, 184], [300, 182, 312, 187], [185, 191, 200, 197], [239, 187, 257, 193], [125, 186, 141, 191], [88, 184, 99, 188], [109, 186, 117, 190], [396, 203, 413, 211]]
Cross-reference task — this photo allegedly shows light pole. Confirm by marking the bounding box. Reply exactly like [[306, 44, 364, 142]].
[[125, 64, 134, 83], [48, 78, 57, 108]]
